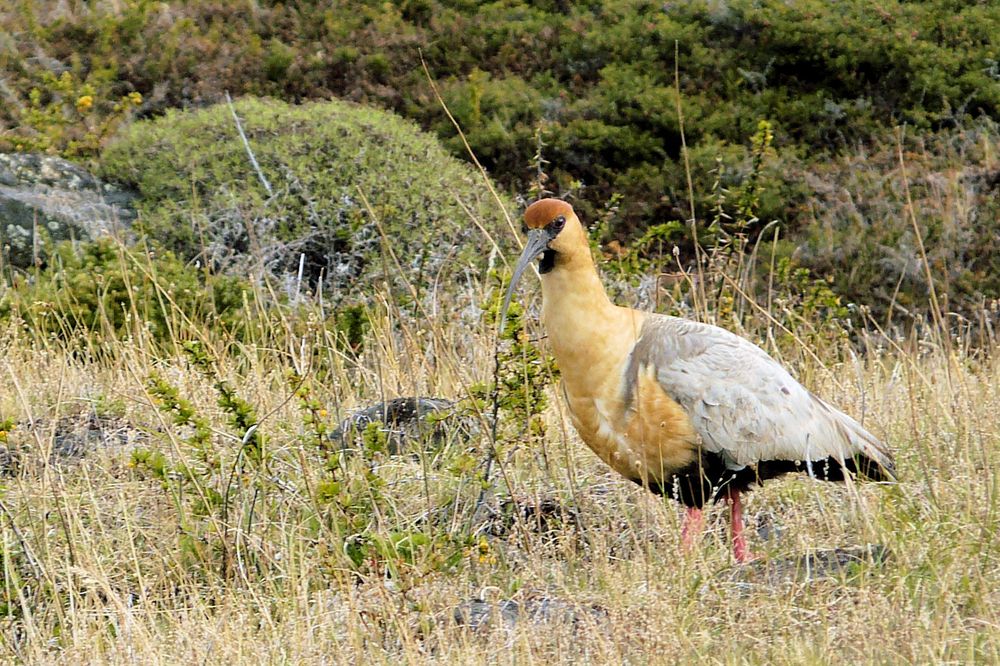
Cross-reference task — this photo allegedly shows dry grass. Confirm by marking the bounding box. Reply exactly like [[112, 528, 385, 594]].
[[0, 242, 998, 665]]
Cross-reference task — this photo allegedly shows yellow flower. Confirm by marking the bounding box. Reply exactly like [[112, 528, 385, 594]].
[[76, 95, 94, 113], [473, 536, 497, 565], [128, 91, 143, 106], [318, 409, 328, 418]]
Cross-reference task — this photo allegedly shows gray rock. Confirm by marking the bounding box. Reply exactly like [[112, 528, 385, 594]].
[[481, 496, 581, 540], [719, 544, 890, 591], [453, 596, 608, 632], [330, 397, 476, 455], [0, 411, 145, 476], [0, 153, 136, 268]]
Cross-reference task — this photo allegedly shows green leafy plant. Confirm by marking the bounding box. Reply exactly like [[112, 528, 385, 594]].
[[0, 239, 250, 348], [133, 343, 269, 579], [476, 269, 557, 446], [7, 69, 142, 157], [286, 371, 472, 588], [0, 418, 14, 445]]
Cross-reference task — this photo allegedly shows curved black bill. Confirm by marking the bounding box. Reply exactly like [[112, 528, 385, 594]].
[[498, 228, 550, 334]]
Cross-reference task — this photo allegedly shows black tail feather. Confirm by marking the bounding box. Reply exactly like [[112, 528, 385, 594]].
[[641, 450, 894, 509]]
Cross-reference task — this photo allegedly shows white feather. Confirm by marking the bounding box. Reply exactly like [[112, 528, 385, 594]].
[[630, 315, 894, 474]]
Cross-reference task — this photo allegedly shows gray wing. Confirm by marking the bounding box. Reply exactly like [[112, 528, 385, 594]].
[[626, 315, 894, 474]]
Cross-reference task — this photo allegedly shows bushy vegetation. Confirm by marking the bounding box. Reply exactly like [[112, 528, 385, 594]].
[[0, 239, 250, 348], [3, 0, 998, 320], [795, 121, 1000, 322], [99, 96, 516, 301]]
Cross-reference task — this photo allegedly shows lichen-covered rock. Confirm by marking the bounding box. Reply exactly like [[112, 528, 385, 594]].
[[0, 411, 145, 476], [330, 397, 476, 455], [0, 153, 136, 268], [453, 595, 608, 632]]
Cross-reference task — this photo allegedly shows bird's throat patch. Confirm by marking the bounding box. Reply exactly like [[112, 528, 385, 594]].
[[539, 249, 556, 274]]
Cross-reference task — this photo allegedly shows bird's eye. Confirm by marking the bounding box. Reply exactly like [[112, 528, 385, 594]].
[[551, 216, 566, 232]]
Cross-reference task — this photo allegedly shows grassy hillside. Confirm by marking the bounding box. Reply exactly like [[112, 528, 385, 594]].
[[2, 0, 998, 320], [0, 243, 998, 663], [1, 1, 999, 662]]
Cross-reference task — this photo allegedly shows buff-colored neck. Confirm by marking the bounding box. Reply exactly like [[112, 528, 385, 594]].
[[539, 245, 645, 394]]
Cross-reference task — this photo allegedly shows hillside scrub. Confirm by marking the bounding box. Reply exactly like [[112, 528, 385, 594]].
[[98, 96, 516, 303], [3, 0, 998, 320], [794, 121, 1000, 321], [0, 239, 252, 349]]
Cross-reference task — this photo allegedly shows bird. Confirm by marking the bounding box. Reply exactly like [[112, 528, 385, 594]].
[[499, 198, 895, 563]]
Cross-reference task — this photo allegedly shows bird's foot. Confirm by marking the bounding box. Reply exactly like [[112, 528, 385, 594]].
[[732, 536, 758, 564]]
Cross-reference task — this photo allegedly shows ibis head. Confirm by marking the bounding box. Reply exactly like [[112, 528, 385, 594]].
[[499, 199, 587, 332]]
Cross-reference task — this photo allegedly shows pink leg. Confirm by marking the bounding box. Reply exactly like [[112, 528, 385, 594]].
[[726, 487, 754, 563], [680, 506, 704, 553]]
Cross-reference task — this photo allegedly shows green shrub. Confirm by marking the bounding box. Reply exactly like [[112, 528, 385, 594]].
[[0, 239, 249, 346], [3, 69, 142, 157], [4, 0, 998, 320], [99, 97, 515, 304], [475, 268, 557, 443]]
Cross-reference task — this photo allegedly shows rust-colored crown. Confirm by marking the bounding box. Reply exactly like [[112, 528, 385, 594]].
[[524, 198, 574, 229]]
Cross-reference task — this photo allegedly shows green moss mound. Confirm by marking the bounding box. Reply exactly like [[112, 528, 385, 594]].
[[99, 97, 514, 302]]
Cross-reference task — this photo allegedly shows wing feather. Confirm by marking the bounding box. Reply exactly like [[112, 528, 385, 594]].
[[626, 315, 894, 475]]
